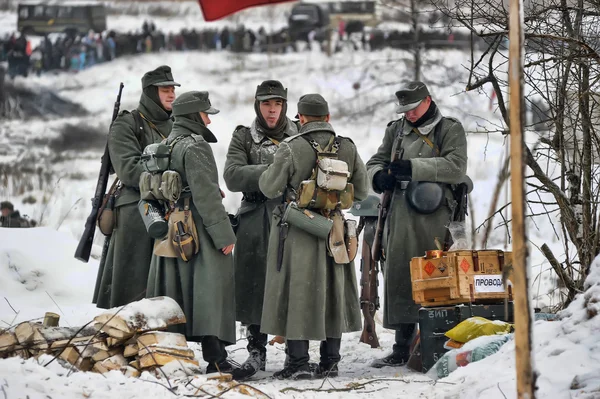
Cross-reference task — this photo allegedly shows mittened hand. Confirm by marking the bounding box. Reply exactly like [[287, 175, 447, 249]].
[[389, 160, 412, 179], [373, 170, 397, 192]]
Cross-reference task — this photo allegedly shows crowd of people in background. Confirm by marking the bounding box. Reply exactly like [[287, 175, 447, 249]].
[[0, 19, 471, 79]]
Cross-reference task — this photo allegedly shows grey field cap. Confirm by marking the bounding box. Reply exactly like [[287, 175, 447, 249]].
[[297, 93, 329, 116], [395, 81, 430, 113], [171, 91, 220, 116], [141, 65, 181, 88], [256, 80, 288, 101]]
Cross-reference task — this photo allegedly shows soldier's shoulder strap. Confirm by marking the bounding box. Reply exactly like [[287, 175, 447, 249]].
[[233, 125, 249, 135], [387, 118, 401, 127], [336, 135, 355, 145], [118, 109, 145, 145]]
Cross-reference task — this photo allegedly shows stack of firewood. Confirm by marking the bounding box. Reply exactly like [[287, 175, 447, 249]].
[[0, 296, 200, 377]]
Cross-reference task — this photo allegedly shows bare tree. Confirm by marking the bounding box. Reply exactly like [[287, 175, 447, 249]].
[[431, 0, 600, 307]]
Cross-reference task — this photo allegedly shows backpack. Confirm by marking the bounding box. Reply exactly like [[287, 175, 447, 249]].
[[296, 135, 354, 210], [139, 135, 186, 203]]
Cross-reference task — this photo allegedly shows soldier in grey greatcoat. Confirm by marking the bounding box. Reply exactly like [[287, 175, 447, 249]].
[[259, 94, 369, 380], [145, 91, 238, 373], [365, 81, 468, 367], [223, 80, 298, 381], [93, 65, 178, 309]]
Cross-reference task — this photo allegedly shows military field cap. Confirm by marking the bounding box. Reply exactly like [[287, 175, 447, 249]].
[[142, 65, 181, 88], [297, 93, 329, 116], [348, 195, 380, 217], [171, 91, 220, 116], [256, 80, 288, 101], [0, 201, 14, 211], [395, 81, 430, 113]]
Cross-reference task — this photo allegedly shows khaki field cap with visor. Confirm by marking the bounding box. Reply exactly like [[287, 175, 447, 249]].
[[395, 81, 430, 113], [142, 65, 181, 88], [256, 80, 288, 101], [171, 91, 220, 116], [297, 93, 329, 116]]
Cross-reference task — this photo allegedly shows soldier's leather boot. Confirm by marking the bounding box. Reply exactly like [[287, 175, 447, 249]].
[[273, 340, 312, 380], [231, 325, 266, 381], [370, 323, 416, 368], [202, 335, 239, 374], [314, 337, 341, 378]]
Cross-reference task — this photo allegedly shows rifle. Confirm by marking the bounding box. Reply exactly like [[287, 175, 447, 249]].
[[75, 82, 124, 262], [359, 216, 380, 348], [371, 148, 403, 262]]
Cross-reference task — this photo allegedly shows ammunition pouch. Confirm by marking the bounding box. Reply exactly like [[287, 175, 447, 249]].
[[327, 214, 359, 264], [139, 171, 182, 203], [242, 191, 268, 203], [297, 180, 354, 210], [282, 203, 333, 239], [405, 181, 445, 214], [138, 199, 168, 239], [153, 198, 200, 260]]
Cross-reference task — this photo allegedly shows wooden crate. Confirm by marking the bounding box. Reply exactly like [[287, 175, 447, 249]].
[[410, 250, 513, 306]]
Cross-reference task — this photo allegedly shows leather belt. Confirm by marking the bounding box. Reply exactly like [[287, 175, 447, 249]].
[[242, 192, 268, 203]]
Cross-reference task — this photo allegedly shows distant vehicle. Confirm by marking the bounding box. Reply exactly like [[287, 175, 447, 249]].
[[17, 2, 107, 36], [288, 1, 377, 41], [288, 3, 330, 42]]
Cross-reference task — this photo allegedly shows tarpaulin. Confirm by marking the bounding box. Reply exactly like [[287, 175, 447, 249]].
[[198, 0, 296, 21]]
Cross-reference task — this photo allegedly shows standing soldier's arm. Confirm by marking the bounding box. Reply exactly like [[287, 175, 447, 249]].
[[108, 114, 144, 187], [223, 129, 268, 192], [351, 151, 369, 202], [185, 141, 236, 249], [410, 121, 467, 184], [259, 142, 294, 199], [365, 122, 397, 193]]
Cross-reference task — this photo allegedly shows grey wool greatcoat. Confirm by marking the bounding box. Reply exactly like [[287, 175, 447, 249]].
[[146, 117, 237, 345], [258, 121, 369, 341], [93, 92, 172, 309], [365, 108, 468, 326], [223, 119, 298, 325]]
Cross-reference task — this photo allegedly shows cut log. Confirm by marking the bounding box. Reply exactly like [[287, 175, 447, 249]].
[[94, 323, 135, 340], [107, 336, 128, 347], [92, 347, 121, 362], [15, 322, 42, 344], [11, 348, 29, 359], [0, 332, 18, 353], [99, 354, 128, 370], [138, 347, 194, 360], [50, 335, 106, 352], [94, 297, 186, 335], [138, 352, 199, 368], [43, 312, 60, 327], [92, 362, 109, 374], [59, 347, 92, 371], [123, 343, 138, 358], [122, 366, 141, 378], [137, 331, 187, 350], [129, 359, 140, 370]]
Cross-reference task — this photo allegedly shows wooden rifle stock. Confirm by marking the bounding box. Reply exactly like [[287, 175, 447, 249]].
[[371, 189, 391, 262], [359, 218, 380, 348], [74, 83, 124, 262]]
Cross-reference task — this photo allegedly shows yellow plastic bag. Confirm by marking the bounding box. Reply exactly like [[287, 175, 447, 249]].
[[445, 316, 513, 344]]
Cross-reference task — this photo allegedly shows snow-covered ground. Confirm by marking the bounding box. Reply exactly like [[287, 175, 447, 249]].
[[0, 10, 593, 397]]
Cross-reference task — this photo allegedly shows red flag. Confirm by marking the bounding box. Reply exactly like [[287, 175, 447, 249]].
[[198, 0, 296, 21]]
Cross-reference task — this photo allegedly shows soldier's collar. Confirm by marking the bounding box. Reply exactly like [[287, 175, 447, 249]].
[[250, 118, 298, 143]]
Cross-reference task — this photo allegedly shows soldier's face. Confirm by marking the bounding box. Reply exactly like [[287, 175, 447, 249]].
[[1, 209, 9, 217], [158, 86, 176, 111], [405, 96, 432, 123], [200, 112, 211, 125], [259, 99, 284, 128]]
